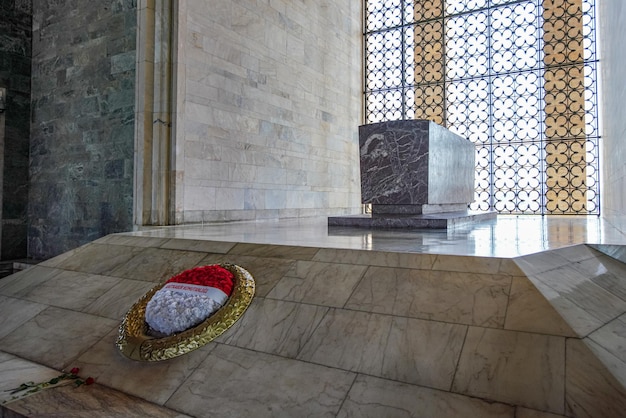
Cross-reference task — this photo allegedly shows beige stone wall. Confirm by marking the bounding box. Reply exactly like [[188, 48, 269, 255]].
[[171, 0, 362, 223]]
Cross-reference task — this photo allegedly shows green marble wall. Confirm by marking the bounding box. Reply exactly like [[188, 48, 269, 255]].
[[0, 0, 32, 261], [28, 0, 137, 260]]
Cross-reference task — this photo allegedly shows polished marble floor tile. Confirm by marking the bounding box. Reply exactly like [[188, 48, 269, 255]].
[[18, 270, 120, 311], [0, 265, 63, 298], [73, 329, 215, 406], [337, 374, 514, 418], [128, 215, 626, 258], [0, 307, 118, 370], [345, 266, 510, 327], [565, 338, 626, 418], [228, 243, 321, 260], [526, 276, 609, 337], [166, 344, 356, 418], [217, 297, 329, 358], [452, 327, 565, 414], [160, 238, 236, 253], [2, 215, 625, 418], [583, 337, 626, 390], [591, 243, 626, 264], [515, 408, 567, 418], [532, 264, 626, 326], [572, 253, 626, 301], [514, 250, 574, 276], [504, 277, 577, 337], [588, 313, 626, 366], [3, 380, 191, 418], [84, 278, 156, 320], [297, 309, 467, 390], [0, 296, 48, 339], [431, 254, 506, 274], [313, 248, 437, 269], [53, 243, 145, 275], [108, 247, 208, 282], [267, 260, 367, 307], [96, 234, 170, 248]]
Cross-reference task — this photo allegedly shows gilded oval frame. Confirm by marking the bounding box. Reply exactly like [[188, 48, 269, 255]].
[[116, 263, 255, 361]]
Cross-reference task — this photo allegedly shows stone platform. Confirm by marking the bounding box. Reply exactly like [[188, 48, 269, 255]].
[[1, 223, 626, 417], [328, 209, 497, 229]]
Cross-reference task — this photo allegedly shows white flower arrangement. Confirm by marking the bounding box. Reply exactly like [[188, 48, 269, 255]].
[[144, 265, 235, 336]]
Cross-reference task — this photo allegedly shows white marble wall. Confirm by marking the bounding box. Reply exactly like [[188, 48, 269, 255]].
[[599, 0, 626, 232], [172, 0, 362, 223]]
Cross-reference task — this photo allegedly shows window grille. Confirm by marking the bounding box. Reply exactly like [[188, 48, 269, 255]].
[[364, 0, 600, 214]]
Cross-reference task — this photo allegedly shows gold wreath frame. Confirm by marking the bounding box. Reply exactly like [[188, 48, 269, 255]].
[[116, 263, 255, 361]]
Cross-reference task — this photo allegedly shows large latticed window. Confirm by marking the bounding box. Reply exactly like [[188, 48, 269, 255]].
[[364, 0, 600, 214]]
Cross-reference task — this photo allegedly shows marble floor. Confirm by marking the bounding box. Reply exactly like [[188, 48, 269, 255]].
[[129, 214, 626, 257], [1, 215, 626, 417]]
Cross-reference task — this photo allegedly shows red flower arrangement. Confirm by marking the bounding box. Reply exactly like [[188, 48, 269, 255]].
[[165, 265, 234, 295]]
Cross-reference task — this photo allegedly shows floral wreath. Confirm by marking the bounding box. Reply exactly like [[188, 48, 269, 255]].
[[145, 265, 236, 336], [117, 263, 255, 361]]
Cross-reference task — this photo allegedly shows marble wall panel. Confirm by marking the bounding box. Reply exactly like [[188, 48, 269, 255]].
[[28, 0, 136, 259], [175, 0, 362, 223], [599, 0, 626, 232], [0, 1, 31, 261]]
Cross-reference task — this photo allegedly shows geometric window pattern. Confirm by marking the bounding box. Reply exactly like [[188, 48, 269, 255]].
[[364, 0, 600, 214]]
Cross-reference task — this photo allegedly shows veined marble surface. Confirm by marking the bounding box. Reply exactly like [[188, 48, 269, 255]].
[[1, 216, 626, 417], [358, 120, 474, 207], [126, 215, 626, 258]]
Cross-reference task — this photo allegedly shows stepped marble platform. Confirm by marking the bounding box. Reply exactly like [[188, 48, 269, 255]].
[[328, 209, 497, 229], [1, 216, 626, 417]]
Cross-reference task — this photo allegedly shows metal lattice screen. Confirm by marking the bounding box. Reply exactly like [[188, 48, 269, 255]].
[[364, 0, 600, 214]]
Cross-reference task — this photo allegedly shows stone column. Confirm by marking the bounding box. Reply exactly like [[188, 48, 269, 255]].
[[134, 0, 176, 226]]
